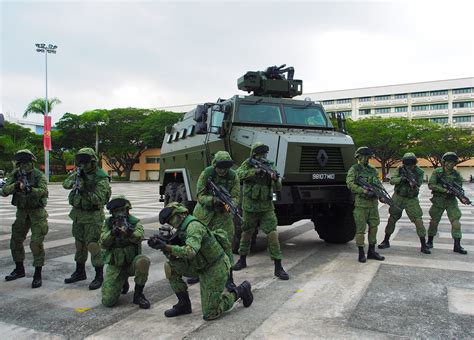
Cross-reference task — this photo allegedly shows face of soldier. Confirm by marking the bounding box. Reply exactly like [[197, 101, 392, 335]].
[[215, 167, 228, 177], [358, 155, 370, 165], [112, 207, 128, 219], [168, 213, 185, 228], [444, 161, 456, 171], [18, 162, 33, 173], [254, 152, 267, 160], [80, 160, 96, 174]]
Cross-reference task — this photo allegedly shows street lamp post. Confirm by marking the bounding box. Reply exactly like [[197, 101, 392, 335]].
[[35, 43, 57, 182]]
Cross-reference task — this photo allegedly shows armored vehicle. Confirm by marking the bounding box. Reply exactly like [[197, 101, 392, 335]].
[[159, 65, 356, 245]]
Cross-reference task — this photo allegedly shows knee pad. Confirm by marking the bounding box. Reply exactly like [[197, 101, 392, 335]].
[[30, 241, 42, 254], [102, 296, 118, 308], [164, 262, 172, 280], [87, 242, 101, 255], [451, 220, 461, 230], [135, 256, 150, 273], [267, 231, 279, 243]]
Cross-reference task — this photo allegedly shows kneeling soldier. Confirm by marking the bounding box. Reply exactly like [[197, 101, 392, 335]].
[[100, 196, 150, 309], [148, 202, 253, 321]]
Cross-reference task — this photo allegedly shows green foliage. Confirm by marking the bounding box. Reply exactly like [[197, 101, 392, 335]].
[[23, 97, 61, 117], [0, 122, 39, 172], [50, 174, 69, 182]]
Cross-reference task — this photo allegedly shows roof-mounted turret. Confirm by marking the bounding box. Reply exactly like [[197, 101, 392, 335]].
[[237, 64, 303, 98]]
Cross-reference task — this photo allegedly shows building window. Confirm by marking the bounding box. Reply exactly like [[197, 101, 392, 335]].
[[430, 103, 448, 110], [453, 116, 472, 123], [322, 100, 334, 105], [412, 91, 430, 97], [374, 95, 390, 101], [375, 108, 391, 113], [338, 110, 352, 117], [453, 88, 473, 94], [359, 109, 371, 115], [359, 97, 371, 102], [394, 93, 407, 99], [412, 105, 430, 111], [453, 101, 473, 108], [336, 98, 351, 104], [145, 157, 160, 164], [395, 106, 408, 112], [430, 90, 448, 96], [430, 117, 448, 124]]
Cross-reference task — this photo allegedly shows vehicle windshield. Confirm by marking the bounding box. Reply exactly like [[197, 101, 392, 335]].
[[237, 103, 332, 128]]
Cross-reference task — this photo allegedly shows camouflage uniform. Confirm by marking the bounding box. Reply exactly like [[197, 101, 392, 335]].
[[100, 196, 150, 309], [346, 146, 385, 263], [1, 150, 48, 288], [427, 152, 468, 254], [378, 153, 430, 254], [148, 202, 253, 320], [233, 142, 289, 280], [193, 151, 239, 265], [63, 148, 111, 289]]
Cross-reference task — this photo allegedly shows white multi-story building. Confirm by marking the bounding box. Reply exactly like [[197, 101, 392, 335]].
[[305, 77, 474, 126]]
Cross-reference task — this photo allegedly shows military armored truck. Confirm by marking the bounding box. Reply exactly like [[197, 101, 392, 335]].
[[159, 65, 356, 245]]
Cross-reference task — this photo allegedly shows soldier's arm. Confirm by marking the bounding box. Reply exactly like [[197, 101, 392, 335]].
[[389, 167, 402, 185], [236, 160, 257, 181], [196, 172, 214, 208], [428, 172, 448, 193], [346, 167, 365, 194], [83, 179, 110, 206], [129, 222, 144, 244], [99, 221, 114, 249], [169, 222, 204, 259], [30, 173, 48, 198], [62, 172, 76, 189], [230, 175, 240, 206], [454, 172, 464, 186], [1, 175, 17, 196]]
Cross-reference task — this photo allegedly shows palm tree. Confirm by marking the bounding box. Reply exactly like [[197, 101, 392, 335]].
[[23, 98, 61, 118]]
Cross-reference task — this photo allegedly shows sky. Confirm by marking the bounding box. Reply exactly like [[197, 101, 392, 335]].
[[1, 0, 473, 124]]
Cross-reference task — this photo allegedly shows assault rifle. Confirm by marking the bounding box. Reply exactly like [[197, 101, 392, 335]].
[[437, 175, 473, 205], [207, 178, 242, 223], [145, 224, 183, 246], [399, 166, 419, 189], [112, 216, 135, 236], [73, 166, 82, 195], [355, 177, 400, 210], [17, 170, 32, 193], [248, 158, 281, 180]]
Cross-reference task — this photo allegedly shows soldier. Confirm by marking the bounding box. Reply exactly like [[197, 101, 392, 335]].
[[63, 148, 111, 289], [148, 202, 253, 321], [1, 150, 48, 288], [346, 146, 385, 263], [233, 142, 289, 280], [193, 151, 239, 269], [427, 152, 469, 254], [378, 153, 431, 254], [100, 196, 150, 309]]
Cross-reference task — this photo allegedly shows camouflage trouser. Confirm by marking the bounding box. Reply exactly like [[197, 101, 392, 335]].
[[239, 210, 282, 260], [165, 256, 236, 320], [72, 221, 103, 267], [354, 206, 380, 247], [428, 197, 462, 239], [385, 193, 426, 237], [207, 212, 235, 266], [101, 255, 150, 307], [10, 208, 49, 267]]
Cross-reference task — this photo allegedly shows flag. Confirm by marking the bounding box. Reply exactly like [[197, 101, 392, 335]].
[[44, 115, 52, 151]]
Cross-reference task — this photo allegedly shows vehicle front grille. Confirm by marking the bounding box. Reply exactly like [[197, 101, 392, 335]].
[[299, 146, 345, 172]]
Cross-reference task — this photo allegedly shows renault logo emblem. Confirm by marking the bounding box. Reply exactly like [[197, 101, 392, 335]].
[[317, 149, 328, 167]]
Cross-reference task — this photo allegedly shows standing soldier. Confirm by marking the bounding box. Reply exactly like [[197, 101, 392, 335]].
[[346, 146, 385, 263], [378, 153, 431, 254], [100, 196, 150, 309], [148, 202, 253, 321], [233, 142, 289, 280], [63, 148, 111, 289], [427, 152, 469, 254], [193, 151, 239, 270], [1, 150, 48, 288]]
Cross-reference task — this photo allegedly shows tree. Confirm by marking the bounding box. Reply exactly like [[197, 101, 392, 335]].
[[23, 97, 61, 117], [0, 122, 38, 172]]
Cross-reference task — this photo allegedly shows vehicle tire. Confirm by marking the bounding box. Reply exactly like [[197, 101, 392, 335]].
[[164, 182, 178, 206], [175, 183, 195, 212], [312, 204, 356, 244]]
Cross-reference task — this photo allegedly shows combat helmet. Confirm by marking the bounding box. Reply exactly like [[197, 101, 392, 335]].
[[442, 152, 459, 163], [212, 151, 234, 169], [402, 152, 417, 166], [159, 202, 189, 224], [106, 195, 132, 211], [251, 142, 269, 156], [354, 146, 373, 159], [75, 147, 99, 164], [13, 149, 37, 163]]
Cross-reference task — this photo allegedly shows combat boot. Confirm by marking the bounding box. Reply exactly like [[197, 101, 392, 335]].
[[419, 237, 431, 254], [164, 291, 192, 317], [231, 280, 253, 307], [226, 269, 236, 290], [453, 239, 467, 255], [5, 262, 25, 281], [426, 236, 434, 249], [367, 245, 385, 261], [64, 262, 87, 284], [89, 266, 103, 290], [122, 280, 130, 294], [233, 255, 247, 271], [133, 284, 151, 309], [358, 246, 366, 263], [274, 259, 289, 280], [31, 266, 42, 288], [186, 277, 199, 284], [378, 234, 391, 249]]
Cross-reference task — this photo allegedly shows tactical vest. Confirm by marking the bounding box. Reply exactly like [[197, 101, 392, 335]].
[[243, 158, 273, 202], [394, 166, 422, 198], [11, 168, 48, 209], [432, 168, 462, 200], [103, 215, 141, 266], [68, 168, 111, 210], [353, 163, 379, 200]]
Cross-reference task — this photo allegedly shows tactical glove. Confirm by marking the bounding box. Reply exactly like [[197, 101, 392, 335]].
[[148, 236, 166, 250]]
